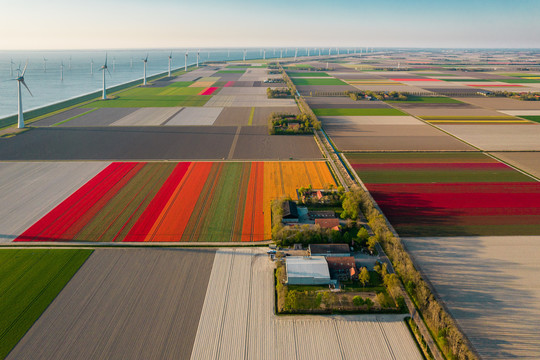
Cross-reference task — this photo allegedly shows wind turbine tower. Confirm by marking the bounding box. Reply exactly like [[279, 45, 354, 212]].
[[90, 59, 94, 75], [294, 48, 297, 61], [280, 49, 283, 59], [142, 54, 148, 85], [43, 57, 48, 72], [113, 57, 116, 72], [14, 61, 33, 129], [168, 52, 172, 77], [197, 50, 200, 67], [100, 54, 110, 100], [243, 49, 246, 61], [263, 49, 266, 60], [185, 51, 188, 71], [60, 61, 64, 81]]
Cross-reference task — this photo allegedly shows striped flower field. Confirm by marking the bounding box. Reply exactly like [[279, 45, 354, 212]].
[[347, 152, 540, 237], [15, 161, 335, 242]]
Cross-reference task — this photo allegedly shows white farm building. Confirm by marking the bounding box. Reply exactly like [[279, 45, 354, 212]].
[[285, 256, 331, 285]]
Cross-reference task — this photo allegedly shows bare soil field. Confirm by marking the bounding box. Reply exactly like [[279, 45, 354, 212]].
[[400, 107, 506, 117], [8, 248, 216, 360], [58, 108, 138, 127], [190, 248, 421, 360], [306, 97, 380, 107], [297, 85, 358, 94], [0, 126, 237, 160], [438, 124, 540, 151], [403, 236, 540, 359], [320, 115, 424, 126], [218, 87, 267, 96], [205, 95, 296, 107], [392, 102, 477, 110], [327, 123, 474, 151], [110, 107, 182, 126], [176, 69, 218, 81], [0, 162, 109, 242], [491, 152, 540, 179], [31, 108, 93, 127], [239, 68, 269, 82], [252, 106, 299, 126], [232, 126, 322, 160], [165, 107, 224, 126], [213, 107, 252, 126], [499, 110, 540, 116]]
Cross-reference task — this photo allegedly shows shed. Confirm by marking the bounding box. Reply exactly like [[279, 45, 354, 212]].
[[282, 200, 299, 222], [309, 244, 350, 257], [286, 256, 331, 285], [308, 210, 336, 219]]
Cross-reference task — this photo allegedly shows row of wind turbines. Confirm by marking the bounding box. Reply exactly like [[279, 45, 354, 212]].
[[10, 47, 375, 129]]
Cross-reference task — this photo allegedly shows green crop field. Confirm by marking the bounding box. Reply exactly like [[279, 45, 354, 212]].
[[287, 72, 330, 77], [82, 86, 210, 108], [386, 96, 463, 104], [167, 81, 193, 87], [314, 108, 407, 116], [521, 116, 540, 123], [216, 70, 245, 74], [499, 79, 540, 83], [291, 78, 348, 86], [0, 249, 93, 359]]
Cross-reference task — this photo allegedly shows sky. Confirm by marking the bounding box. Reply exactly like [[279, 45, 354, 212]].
[[1, 0, 539, 50]]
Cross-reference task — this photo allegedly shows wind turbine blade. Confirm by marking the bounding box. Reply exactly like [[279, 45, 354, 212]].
[[107, 68, 112, 77], [145, 53, 148, 61], [105, 52, 108, 66], [21, 60, 29, 77], [21, 80, 33, 97]]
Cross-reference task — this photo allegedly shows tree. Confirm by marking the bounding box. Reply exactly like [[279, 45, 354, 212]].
[[340, 186, 363, 220], [367, 235, 379, 252], [322, 291, 336, 308], [284, 290, 298, 311], [364, 298, 374, 310], [353, 295, 364, 306], [359, 267, 370, 288], [355, 227, 369, 245]]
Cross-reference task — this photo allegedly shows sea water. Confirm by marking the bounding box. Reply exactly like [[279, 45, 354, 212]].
[[0, 48, 319, 119]]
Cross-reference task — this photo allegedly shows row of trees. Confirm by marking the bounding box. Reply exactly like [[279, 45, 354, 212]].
[[346, 186, 477, 360], [487, 90, 540, 101], [347, 90, 408, 101]]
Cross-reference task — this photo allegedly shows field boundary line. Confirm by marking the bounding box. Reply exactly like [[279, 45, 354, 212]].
[[484, 152, 540, 182], [51, 108, 98, 127], [227, 126, 242, 159]]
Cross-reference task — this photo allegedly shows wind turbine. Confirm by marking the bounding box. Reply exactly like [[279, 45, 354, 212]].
[[294, 48, 298, 61], [14, 61, 33, 129], [90, 59, 94, 75], [318, 48, 321, 56], [263, 49, 266, 60], [196, 50, 199, 67], [280, 49, 283, 59], [227, 49, 230, 58], [243, 49, 246, 61], [69, 56, 72, 71], [307, 48, 310, 57], [60, 61, 64, 81], [142, 53, 148, 85], [10, 58, 15, 76], [43, 57, 48, 72], [185, 51, 188, 71], [168, 51, 172, 77], [100, 54, 111, 99], [328, 48, 331, 55]]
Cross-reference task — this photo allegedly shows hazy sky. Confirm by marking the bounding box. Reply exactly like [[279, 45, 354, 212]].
[[2, 0, 539, 49]]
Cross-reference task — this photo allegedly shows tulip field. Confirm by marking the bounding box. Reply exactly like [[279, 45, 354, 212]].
[[15, 161, 335, 242], [347, 152, 540, 237]]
